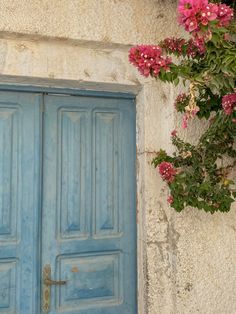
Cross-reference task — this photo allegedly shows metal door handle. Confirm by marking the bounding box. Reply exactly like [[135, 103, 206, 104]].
[[44, 278, 67, 286], [42, 264, 67, 313]]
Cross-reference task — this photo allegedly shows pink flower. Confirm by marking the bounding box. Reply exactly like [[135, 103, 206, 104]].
[[200, 3, 218, 25], [129, 45, 172, 78], [222, 93, 236, 115], [217, 4, 234, 27], [171, 130, 177, 137], [178, 0, 234, 34], [178, 0, 208, 18], [185, 16, 199, 32], [158, 162, 177, 183], [178, 0, 209, 32], [167, 195, 174, 204], [190, 36, 206, 55]]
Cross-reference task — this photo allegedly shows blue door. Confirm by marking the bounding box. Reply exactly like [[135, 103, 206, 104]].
[[0, 91, 41, 313], [41, 94, 137, 314], [0, 91, 137, 314]]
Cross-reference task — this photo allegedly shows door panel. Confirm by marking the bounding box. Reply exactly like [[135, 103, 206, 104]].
[[0, 92, 41, 314], [42, 95, 136, 314]]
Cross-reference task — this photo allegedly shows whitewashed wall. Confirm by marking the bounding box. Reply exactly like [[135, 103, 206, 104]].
[[0, 1, 236, 313]]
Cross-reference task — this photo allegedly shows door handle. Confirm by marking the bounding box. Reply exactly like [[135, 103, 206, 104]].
[[42, 264, 67, 313], [44, 278, 67, 286]]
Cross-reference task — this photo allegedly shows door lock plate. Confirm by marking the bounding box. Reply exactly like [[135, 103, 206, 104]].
[[42, 264, 67, 313]]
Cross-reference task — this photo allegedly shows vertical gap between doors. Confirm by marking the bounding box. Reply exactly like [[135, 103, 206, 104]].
[[38, 93, 45, 314]]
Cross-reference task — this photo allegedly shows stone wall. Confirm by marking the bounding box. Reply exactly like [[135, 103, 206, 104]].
[[0, 0, 236, 313]]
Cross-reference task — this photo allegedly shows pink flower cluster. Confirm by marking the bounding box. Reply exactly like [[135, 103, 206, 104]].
[[222, 93, 236, 115], [218, 4, 234, 27], [161, 37, 187, 54], [174, 93, 189, 110], [182, 106, 200, 129], [158, 161, 177, 183], [178, 0, 234, 33], [167, 195, 174, 204], [190, 36, 206, 55], [129, 45, 172, 77], [161, 37, 205, 58]]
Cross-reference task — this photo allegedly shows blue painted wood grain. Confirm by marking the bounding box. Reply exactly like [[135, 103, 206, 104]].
[[0, 91, 41, 314], [42, 94, 137, 314]]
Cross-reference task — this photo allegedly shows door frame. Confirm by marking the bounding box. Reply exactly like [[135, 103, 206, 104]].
[[0, 84, 139, 314]]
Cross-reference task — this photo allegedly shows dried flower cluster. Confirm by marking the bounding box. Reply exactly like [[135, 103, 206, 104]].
[[161, 37, 206, 58]]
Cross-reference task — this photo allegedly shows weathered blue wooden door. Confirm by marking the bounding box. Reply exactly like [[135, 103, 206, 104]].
[[41, 94, 137, 313], [0, 91, 41, 314], [0, 90, 136, 314]]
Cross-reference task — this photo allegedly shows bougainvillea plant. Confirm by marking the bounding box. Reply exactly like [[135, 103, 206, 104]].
[[129, 0, 236, 213]]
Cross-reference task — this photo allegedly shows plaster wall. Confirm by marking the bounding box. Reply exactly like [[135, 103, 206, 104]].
[[0, 1, 236, 314]]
